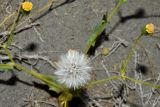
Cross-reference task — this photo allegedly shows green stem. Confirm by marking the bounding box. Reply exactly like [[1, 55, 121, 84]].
[[14, 63, 41, 77], [120, 34, 143, 76], [123, 76, 160, 89], [86, 75, 121, 89], [107, 0, 124, 21], [2, 42, 64, 93], [0, 63, 14, 69], [3, 46, 15, 63]]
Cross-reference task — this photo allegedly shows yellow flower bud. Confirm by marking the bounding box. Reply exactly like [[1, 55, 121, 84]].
[[22, 1, 33, 11], [101, 47, 110, 56], [145, 23, 154, 34]]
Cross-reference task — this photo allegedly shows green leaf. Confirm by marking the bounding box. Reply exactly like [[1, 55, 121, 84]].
[[14, 63, 65, 93], [38, 74, 65, 93], [85, 15, 108, 54], [84, 0, 125, 54], [39, 74, 58, 82]]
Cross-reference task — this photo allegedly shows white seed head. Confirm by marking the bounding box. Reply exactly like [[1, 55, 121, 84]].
[[54, 49, 92, 89]]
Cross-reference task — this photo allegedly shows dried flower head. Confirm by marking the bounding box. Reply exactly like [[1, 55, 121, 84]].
[[54, 50, 92, 89], [22, 1, 33, 11], [145, 23, 154, 34]]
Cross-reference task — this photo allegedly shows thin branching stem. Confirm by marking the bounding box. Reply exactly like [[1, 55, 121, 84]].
[[86, 75, 121, 89], [4, 3, 22, 48], [0, 12, 16, 29], [123, 76, 160, 89], [120, 34, 143, 76], [2, 45, 15, 63]]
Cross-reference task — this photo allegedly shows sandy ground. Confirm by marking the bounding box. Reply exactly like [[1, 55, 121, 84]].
[[0, 0, 160, 107]]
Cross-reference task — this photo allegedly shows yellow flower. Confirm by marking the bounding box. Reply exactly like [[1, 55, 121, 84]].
[[22, 1, 33, 11], [145, 23, 154, 34], [101, 47, 110, 56]]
